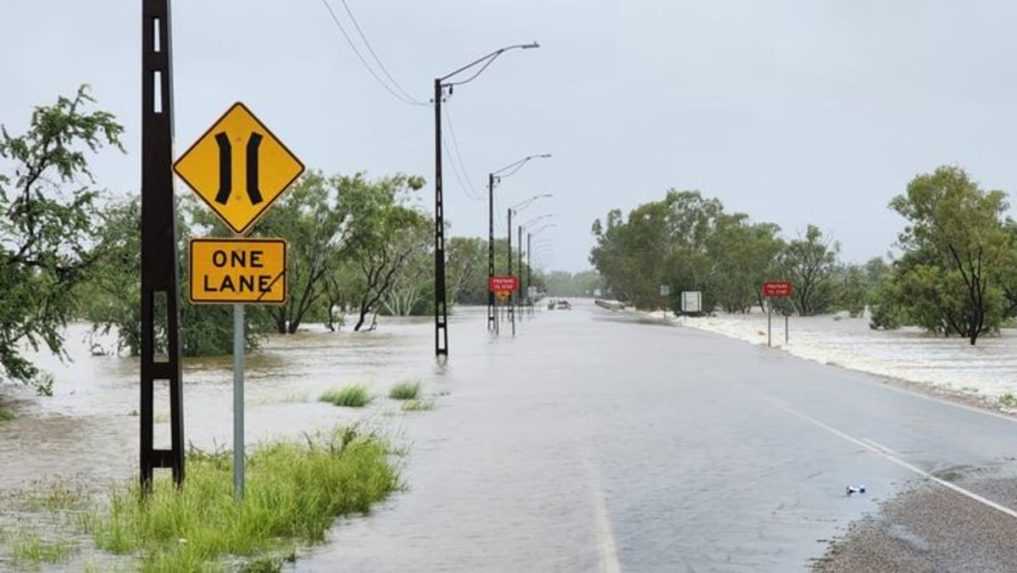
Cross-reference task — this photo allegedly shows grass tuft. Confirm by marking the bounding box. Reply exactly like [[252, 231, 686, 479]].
[[401, 399, 433, 412], [999, 393, 1017, 409], [0, 405, 13, 423], [320, 385, 372, 408], [8, 532, 74, 564], [83, 426, 398, 572], [388, 382, 420, 401]]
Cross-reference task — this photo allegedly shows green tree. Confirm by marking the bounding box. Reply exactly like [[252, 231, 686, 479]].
[[83, 197, 269, 356], [887, 166, 1009, 344], [778, 225, 839, 316], [0, 87, 123, 386]]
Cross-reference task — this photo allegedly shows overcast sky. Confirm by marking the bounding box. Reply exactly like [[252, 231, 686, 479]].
[[3, 1, 1017, 271]]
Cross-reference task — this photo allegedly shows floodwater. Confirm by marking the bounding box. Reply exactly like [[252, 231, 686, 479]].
[[5, 302, 1017, 571], [673, 311, 1017, 400]]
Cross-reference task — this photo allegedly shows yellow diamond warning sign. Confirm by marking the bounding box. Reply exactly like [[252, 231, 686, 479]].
[[174, 103, 304, 235], [189, 238, 287, 304]]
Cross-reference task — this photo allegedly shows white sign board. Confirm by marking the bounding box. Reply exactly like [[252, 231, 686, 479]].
[[681, 291, 702, 313], [660, 284, 671, 296], [593, 288, 602, 297]]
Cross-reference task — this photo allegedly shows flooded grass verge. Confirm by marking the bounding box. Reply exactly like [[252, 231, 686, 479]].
[[400, 399, 433, 412], [74, 426, 399, 572], [388, 382, 420, 401], [320, 385, 372, 408]]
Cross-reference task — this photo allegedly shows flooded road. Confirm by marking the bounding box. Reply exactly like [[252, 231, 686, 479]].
[[4, 301, 1017, 571]]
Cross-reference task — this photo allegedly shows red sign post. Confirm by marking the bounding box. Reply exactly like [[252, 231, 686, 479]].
[[489, 276, 519, 294], [762, 281, 793, 298], [762, 281, 793, 347]]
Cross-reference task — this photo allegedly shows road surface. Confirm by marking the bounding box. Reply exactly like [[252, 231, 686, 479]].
[[296, 301, 1017, 572]]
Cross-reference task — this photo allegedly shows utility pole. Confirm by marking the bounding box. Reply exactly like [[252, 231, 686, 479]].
[[487, 154, 550, 332], [527, 232, 532, 312], [140, 0, 184, 490], [432, 78, 449, 358], [433, 42, 540, 356], [518, 224, 523, 320], [507, 207, 514, 335], [487, 173, 496, 331]]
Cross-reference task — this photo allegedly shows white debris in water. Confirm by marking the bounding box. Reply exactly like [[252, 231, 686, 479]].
[[660, 310, 1017, 401]]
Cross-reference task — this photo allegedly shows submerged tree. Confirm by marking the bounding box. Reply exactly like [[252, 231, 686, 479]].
[[0, 86, 123, 387], [778, 225, 839, 316]]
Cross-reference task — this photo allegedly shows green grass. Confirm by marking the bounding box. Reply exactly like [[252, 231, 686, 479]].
[[82, 426, 399, 573], [21, 479, 88, 512], [401, 399, 433, 412], [388, 382, 420, 401], [7, 532, 74, 565], [0, 405, 14, 423], [999, 393, 1017, 409], [320, 385, 372, 408]]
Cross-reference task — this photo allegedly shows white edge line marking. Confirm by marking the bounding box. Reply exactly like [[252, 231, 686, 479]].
[[772, 400, 1017, 521]]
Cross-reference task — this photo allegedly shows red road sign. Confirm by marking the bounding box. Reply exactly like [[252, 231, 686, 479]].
[[762, 281, 793, 298], [489, 276, 519, 293]]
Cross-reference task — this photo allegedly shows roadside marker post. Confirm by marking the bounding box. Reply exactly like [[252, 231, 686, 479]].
[[174, 103, 303, 501], [762, 281, 793, 348]]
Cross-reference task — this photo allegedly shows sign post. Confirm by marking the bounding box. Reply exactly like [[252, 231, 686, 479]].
[[174, 103, 303, 501], [761, 281, 794, 348]]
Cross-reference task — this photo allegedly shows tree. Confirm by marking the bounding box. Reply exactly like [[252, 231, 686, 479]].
[[0, 86, 123, 386], [318, 173, 427, 331], [244, 172, 344, 334], [887, 166, 1009, 344], [778, 225, 839, 315], [706, 215, 783, 313], [82, 197, 269, 356]]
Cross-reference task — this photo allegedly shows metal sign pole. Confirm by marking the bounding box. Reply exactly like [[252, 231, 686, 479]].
[[767, 298, 772, 348], [785, 313, 789, 345], [233, 302, 245, 500]]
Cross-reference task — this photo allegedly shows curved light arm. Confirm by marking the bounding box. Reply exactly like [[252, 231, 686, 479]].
[[510, 193, 552, 212], [493, 153, 552, 182], [440, 42, 540, 85], [522, 214, 554, 228], [529, 222, 557, 236]]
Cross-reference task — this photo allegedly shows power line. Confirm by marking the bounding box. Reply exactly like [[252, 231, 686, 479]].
[[443, 103, 484, 201], [338, 0, 426, 106], [319, 0, 425, 107]]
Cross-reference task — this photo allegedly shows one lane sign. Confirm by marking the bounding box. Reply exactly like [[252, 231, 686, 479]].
[[189, 238, 287, 304]]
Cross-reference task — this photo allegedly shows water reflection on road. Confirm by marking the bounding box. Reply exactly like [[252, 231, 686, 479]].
[[10, 302, 1008, 571]]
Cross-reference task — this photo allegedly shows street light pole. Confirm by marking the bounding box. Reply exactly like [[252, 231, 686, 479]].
[[433, 78, 447, 359], [487, 154, 550, 332], [505, 194, 550, 335], [527, 232, 532, 312], [507, 207, 514, 335], [433, 42, 539, 358], [488, 173, 496, 331]]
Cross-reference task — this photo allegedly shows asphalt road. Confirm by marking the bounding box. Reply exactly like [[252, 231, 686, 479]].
[[298, 302, 1017, 572]]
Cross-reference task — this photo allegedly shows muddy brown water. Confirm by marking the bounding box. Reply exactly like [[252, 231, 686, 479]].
[[5, 301, 1017, 571]]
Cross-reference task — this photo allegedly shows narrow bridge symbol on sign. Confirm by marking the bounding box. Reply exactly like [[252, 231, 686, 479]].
[[174, 102, 304, 235]]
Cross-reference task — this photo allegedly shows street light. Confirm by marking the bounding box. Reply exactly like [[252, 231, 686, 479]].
[[507, 194, 551, 335], [525, 222, 557, 307], [486, 154, 551, 332], [521, 213, 554, 228], [433, 42, 540, 358]]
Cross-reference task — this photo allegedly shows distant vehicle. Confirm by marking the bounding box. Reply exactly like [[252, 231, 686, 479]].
[[556, 300, 572, 310]]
